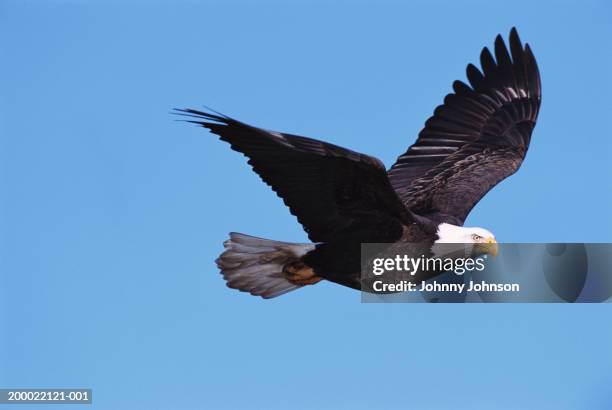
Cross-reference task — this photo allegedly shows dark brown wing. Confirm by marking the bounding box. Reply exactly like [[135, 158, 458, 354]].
[[177, 109, 413, 243], [387, 28, 541, 222]]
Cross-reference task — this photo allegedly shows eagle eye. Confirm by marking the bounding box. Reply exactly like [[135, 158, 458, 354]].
[[471, 234, 482, 241]]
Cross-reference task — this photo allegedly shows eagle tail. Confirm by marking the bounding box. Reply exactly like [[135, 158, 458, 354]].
[[216, 232, 316, 299]]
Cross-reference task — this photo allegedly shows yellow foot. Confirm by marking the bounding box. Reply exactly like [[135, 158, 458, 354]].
[[283, 262, 322, 286]]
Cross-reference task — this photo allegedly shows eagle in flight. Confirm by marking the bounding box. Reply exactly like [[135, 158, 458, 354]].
[[177, 28, 541, 298]]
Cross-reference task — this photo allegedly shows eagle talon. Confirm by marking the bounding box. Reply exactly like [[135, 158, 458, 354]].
[[283, 262, 321, 286]]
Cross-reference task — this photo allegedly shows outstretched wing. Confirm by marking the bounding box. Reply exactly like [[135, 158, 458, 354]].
[[177, 109, 413, 243], [387, 28, 541, 223]]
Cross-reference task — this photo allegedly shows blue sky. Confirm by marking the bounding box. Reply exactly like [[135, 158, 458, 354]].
[[1, 1, 611, 409]]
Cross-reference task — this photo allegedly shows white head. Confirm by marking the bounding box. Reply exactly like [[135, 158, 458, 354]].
[[434, 223, 495, 244], [433, 223, 498, 256]]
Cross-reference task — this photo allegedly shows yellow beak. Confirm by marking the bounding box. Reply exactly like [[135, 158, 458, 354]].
[[486, 237, 498, 257]]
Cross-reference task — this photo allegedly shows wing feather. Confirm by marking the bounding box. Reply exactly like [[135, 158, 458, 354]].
[[177, 109, 413, 242], [388, 27, 541, 222]]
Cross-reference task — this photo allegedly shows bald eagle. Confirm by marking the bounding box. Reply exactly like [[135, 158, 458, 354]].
[[177, 28, 541, 298]]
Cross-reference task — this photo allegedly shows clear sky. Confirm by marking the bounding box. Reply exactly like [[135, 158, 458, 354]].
[[1, 1, 612, 409]]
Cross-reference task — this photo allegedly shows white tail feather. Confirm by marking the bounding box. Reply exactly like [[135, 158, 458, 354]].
[[216, 232, 315, 299]]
